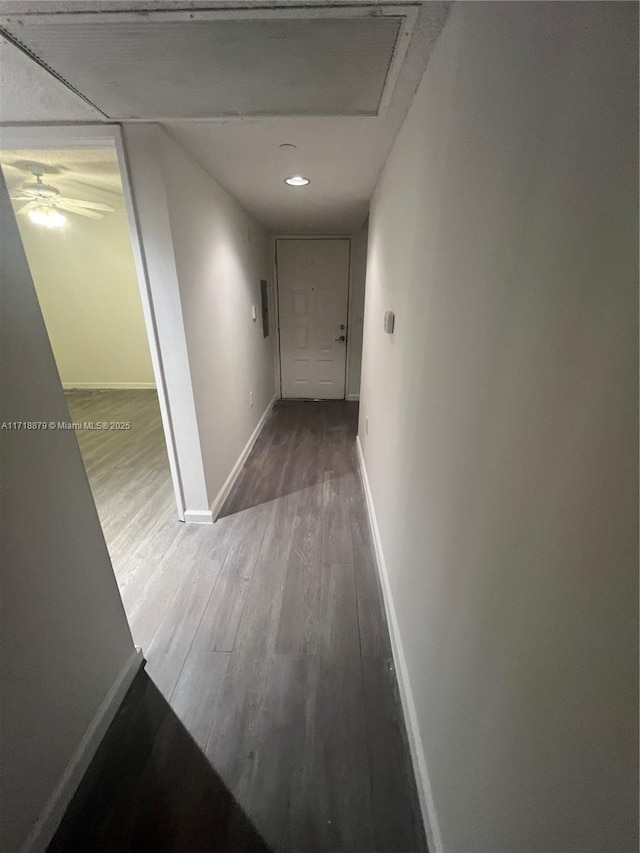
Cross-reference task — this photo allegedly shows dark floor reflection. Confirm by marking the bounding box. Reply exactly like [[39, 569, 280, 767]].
[[47, 671, 273, 853]]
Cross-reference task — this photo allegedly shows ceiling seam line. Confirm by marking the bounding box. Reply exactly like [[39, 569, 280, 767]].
[[0, 4, 420, 20], [0, 27, 110, 119]]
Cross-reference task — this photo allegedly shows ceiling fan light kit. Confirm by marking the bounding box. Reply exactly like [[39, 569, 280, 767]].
[[28, 205, 66, 229], [10, 167, 115, 228]]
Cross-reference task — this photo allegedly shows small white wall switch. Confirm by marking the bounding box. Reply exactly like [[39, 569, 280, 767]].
[[365, 416, 369, 435], [384, 311, 395, 334], [249, 391, 254, 407], [251, 305, 257, 322]]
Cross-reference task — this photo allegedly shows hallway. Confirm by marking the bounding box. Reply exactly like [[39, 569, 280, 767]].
[[3, 4, 636, 851], [54, 399, 427, 853]]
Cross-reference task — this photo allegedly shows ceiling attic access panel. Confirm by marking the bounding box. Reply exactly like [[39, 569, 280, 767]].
[[0, 7, 418, 120]]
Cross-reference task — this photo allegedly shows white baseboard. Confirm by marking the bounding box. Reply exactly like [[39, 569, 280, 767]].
[[183, 508, 214, 524], [63, 383, 156, 390], [209, 394, 278, 520], [346, 392, 360, 401], [22, 647, 145, 853], [355, 436, 444, 853]]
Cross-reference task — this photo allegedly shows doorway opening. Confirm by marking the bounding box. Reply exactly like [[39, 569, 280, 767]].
[[0, 137, 183, 640]]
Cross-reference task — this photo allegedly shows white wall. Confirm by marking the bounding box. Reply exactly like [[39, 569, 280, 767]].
[[159, 130, 276, 508], [124, 125, 210, 520], [347, 219, 368, 400], [15, 204, 155, 389], [125, 126, 276, 515], [0, 174, 140, 853], [358, 4, 638, 852]]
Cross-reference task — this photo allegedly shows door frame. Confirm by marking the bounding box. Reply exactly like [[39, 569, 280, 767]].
[[273, 235, 352, 401], [0, 123, 186, 520]]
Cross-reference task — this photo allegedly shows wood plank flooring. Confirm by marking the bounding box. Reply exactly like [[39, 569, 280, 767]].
[[51, 392, 427, 853]]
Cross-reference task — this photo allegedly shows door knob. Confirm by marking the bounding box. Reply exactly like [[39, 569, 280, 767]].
[[335, 335, 346, 342]]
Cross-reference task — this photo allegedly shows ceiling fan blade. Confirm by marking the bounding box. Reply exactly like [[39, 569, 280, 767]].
[[11, 195, 34, 202], [15, 201, 36, 215], [55, 200, 103, 219], [65, 177, 121, 197], [57, 196, 114, 212]]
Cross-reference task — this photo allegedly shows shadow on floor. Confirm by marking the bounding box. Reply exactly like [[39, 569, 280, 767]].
[[219, 400, 359, 519], [48, 670, 273, 853]]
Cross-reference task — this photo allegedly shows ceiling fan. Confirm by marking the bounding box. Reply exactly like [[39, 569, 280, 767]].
[[11, 167, 114, 228]]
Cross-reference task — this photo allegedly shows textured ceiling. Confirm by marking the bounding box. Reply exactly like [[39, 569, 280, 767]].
[[0, 147, 125, 208], [162, 2, 451, 232], [0, 0, 436, 12], [165, 117, 392, 233], [0, 36, 100, 122], [0, 14, 405, 119], [0, 1, 451, 232]]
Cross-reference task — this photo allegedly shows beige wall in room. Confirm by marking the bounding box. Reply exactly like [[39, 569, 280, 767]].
[[15, 202, 155, 388], [0, 174, 139, 853], [358, 3, 638, 852]]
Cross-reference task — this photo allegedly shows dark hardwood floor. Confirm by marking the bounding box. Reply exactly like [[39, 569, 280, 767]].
[[51, 392, 427, 853]]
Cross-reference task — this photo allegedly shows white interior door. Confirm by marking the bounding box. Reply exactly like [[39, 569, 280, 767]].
[[277, 238, 350, 399]]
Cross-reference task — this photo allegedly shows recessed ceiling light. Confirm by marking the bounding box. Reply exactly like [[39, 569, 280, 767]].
[[284, 176, 310, 187], [279, 143, 297, 151]]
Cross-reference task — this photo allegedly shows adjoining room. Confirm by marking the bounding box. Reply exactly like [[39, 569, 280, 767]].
[[0, 145, 178, 620]]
